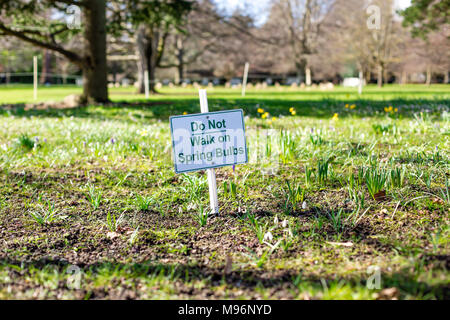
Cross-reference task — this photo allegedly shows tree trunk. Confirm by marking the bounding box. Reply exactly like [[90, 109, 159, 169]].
[[295, 58, 307, 84], [136, 25, 159, 94], [305, 67, 312, 86], [444, 71, 449, 84], [377, 64, 383, 87], [365, 70, 371, 84], [148, 31, 160, 93], [358, 70, 363, 94], [425, 65, 432, 85], [136, 25, 147, 94], [40, 49, 52, 84], [61, 61, 68, 85], [176, 37, 184, 85], [401, 70, 407, 85], [81, 0, 108, 103]]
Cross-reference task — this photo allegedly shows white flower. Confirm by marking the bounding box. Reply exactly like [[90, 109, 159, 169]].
[[274, 215, 279, 224], [282, 219, 288, 228], [263, 231, 273, 242], [302, 201, 308, 210]]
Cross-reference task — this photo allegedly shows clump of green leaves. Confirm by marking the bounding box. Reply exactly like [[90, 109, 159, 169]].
[[223, 180, 237, 200], [349, 188, 365, 209], [388, 167, 406, 189], [195, 205, 208, 227], [28, 200, 67, 225], [280, 130, 297, 163], [181, 174, 207, 202], [104, 211, 124, 232], [305, 166, 313, 187], [328, 208, 345, 236], [365, 167, 387, 200], [310, 134, 324, 146], [15, 134, 36, 152], [372, 123, 393, 134], [317, 159, 329, 185], [247, 213, 270, 244], [283, 180, 305, 214], [86, 184, 102, 209], [135, 193, 154, 211]]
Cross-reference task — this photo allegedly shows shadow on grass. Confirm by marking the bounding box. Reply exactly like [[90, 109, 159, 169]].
[[0, 256, 447, 299], [0, 95, 448, 123]]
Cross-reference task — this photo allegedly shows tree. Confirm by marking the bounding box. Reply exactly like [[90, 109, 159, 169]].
[[162, 0, 258, 82], [400, 0, 450, 84], [158, 1, 223, 84], [111, 0, 192, 94], [401, 0, 450, 39], [0, 0, 108, 103], [334, 0, 403, 87], [264, 0, 335, 85], [407, 30, 450, 84]]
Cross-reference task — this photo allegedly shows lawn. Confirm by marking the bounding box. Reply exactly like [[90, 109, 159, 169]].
[[0, 84, 448, 299]]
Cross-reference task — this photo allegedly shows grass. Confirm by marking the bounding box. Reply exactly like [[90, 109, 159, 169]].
[[0, 84, 448, 300]]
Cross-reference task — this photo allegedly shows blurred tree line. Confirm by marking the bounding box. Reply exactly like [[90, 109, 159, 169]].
[[0, 0, 448, 102]]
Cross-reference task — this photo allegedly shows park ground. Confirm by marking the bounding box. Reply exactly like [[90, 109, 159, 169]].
[[0, 84, 448, 299]]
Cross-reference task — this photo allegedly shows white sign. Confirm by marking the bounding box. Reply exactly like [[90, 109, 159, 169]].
[[170, 109, 248, 173]]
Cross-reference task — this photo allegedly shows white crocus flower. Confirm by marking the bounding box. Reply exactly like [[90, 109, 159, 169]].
[[302, 201, 308, 210], [274, 215, 279, 225], [282, 219, 288, 228]]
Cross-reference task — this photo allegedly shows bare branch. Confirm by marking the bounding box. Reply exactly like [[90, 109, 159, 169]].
[[0, 22, 82, 65]]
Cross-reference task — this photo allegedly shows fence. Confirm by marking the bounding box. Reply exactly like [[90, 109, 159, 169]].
[[0, 72, 82, 85]]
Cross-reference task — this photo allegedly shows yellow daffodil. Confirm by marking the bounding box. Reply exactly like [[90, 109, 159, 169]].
[[291, 111, 296, 115], [257, 108, 264, 113], [394, 108, 398, 113], [289, 107, 294, 113], [272, 117, 277, 121], [350, 104, 356, 109], [267, 120, 272, 125], [262, 112, 269, 119], [183, 111, 188, 115], [332, 113, 339, 120], [345, 104, 349, 109], [384, 106, 394, 113]]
